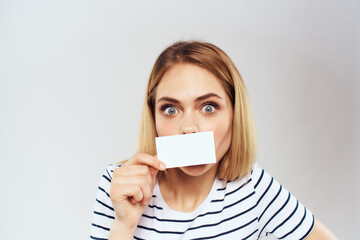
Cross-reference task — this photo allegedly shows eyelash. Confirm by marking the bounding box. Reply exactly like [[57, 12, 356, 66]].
[[160, 102, 219, 116]]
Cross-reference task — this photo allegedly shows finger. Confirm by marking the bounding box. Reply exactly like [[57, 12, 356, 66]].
[[154, 154, 166, 170], [128, 182, 151, 206], [112, 175, 153, 205], [131, 186, 144, 202], [126, 152, 166, 170], [110, 183, 143, 203], [114, 165, 152, 186], [130, 197, 138, 205], [117, 166, 157, 201]]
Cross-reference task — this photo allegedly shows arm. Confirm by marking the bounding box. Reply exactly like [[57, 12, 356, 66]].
[[305, 218, 337, 240], [109, 219, 134, 240]]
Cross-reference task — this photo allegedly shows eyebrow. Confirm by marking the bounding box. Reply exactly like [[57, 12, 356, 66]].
[[156, 93, 223, 104]]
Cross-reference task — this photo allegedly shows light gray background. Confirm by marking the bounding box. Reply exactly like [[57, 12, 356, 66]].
[[0, 0, 358, 239]]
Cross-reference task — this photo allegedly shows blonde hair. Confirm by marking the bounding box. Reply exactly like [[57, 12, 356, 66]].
[[137, 41, 257, 181]]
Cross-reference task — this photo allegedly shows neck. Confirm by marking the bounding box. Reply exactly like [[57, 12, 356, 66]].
[[158, 164, 218, 212]]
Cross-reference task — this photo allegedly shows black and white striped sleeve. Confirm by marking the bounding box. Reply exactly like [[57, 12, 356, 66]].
[[90, 165, 120, 240], [252, 165, 315, 240]]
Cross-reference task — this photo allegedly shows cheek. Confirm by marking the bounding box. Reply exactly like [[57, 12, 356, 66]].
[[155, 116, 179, 137], [211, 117, 232, 160]]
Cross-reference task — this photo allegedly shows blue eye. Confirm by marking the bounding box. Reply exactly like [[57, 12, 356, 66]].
[[164, 106, 178, 115], [202, 105, 215, 113]]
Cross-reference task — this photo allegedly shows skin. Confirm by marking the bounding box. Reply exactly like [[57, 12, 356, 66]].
[[109, 63, 337, 239], [154, 63, 233, 212]]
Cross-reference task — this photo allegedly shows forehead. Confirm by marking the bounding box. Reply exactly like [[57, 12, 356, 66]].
[[156, 63, 226, 100]]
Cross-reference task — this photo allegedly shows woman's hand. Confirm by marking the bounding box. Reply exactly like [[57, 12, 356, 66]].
[[109, 153, 166, 237]]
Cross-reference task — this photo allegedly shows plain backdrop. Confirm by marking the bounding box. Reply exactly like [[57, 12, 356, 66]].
[[0, 0, 359, 239]]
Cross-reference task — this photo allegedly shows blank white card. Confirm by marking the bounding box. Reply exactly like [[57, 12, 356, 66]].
[[155, 131, 216, 168]]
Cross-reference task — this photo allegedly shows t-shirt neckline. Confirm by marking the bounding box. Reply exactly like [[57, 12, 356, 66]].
[[153, 176, 223, 217]]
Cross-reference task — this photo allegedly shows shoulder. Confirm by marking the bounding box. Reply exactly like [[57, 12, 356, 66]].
[[223, 163, 268, 191], [249, 162, 266, 188], [248, 162, 279, 195], [247, 163, 316, 239], [214, 163, 261, 203]]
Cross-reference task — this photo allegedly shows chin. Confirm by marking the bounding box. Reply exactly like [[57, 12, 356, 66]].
[[180, 164, 215, 177]]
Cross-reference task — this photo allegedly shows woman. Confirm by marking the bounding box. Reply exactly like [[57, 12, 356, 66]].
[[90, 41, 336, 239]]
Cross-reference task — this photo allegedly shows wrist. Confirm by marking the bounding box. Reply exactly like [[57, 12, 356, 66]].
[[109, 219, 136, 240]]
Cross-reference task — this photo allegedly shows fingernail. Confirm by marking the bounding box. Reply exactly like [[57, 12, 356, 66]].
[[160, 163, 166, 170]]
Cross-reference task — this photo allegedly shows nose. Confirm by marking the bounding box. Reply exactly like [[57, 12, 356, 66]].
[[180, 112, 199, 134]]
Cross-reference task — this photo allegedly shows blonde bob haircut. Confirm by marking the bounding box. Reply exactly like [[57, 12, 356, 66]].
[[137, 40, 257, 182]]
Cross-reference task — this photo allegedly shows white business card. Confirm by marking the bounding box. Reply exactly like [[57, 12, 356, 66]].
[[155, 131, 216, 168]]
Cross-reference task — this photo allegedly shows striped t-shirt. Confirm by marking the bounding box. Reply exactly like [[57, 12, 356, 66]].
[[90, 163, 314, 239]]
